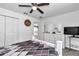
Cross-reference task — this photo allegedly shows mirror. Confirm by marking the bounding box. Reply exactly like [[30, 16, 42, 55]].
[[24, 19, 31, 27]]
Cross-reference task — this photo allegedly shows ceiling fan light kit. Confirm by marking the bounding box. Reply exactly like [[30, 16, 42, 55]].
[[32, 6, 37, 10]]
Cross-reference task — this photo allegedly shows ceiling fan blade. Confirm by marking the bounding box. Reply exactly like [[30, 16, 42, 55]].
[[31, 3, 37, 6], [37, 3, 49, 6], [31, 3, 34, 5], [19, 5, 31, 7], [30, 9, 33, 13], [37, 8, 44, 14]]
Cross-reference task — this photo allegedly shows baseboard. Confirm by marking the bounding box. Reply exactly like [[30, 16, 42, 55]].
[[65, 46, 79, 51]]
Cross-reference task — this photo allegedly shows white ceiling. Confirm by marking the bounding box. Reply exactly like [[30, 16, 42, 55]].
[[0, 3, 79, 19]]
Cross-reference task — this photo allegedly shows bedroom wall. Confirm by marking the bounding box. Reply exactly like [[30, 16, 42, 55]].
[[0, 8, 39, 47], [39, 10, 79, 49]]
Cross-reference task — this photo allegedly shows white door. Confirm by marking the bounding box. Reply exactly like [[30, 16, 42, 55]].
[[5, 17, 19, 46], [0, 16, 4, 47], [33, 23, 39, 40]]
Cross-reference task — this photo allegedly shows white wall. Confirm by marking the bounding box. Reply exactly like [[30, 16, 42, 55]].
[[0, 8, 39, 47], [0, 16, 4, 47], [40, 10, 79, 26], [39, 10, 79, 49]]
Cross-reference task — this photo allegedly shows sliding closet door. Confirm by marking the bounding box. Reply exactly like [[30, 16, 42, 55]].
[[0, 16, 4, 47], [5, 17, 19, 46]]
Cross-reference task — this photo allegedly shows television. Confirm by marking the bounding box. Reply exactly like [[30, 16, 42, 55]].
[[64, 27, 79, 37]]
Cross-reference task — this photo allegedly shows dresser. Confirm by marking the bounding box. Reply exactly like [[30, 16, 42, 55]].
[[44, 33, 63, 45]]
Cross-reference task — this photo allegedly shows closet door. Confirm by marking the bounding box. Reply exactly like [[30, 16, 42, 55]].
[[0, 16, 4, 47], [5, 17, 19, 46]]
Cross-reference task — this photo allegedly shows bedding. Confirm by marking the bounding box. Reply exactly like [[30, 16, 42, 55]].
[[0, 40, 58, 56]]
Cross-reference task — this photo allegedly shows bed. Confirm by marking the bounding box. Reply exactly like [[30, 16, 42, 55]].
[[0, 40, 62, 56]]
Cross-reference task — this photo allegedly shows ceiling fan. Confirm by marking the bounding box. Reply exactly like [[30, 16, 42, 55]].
[[19, 3, 49, 14]]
